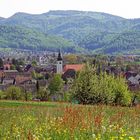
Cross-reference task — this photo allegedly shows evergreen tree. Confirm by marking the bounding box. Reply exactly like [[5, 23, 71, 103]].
[[36, 80, 40, 93], [0, 58, 3, 68]]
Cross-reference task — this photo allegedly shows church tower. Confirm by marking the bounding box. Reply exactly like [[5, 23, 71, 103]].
[[56, 50, 63, 74]]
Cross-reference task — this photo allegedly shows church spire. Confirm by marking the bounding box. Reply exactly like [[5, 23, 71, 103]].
[[57, 49, 62, 61], [56, 49, 63, 74]]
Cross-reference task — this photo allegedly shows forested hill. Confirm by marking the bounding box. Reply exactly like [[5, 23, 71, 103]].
[[0, 10, 132, 43], [0, 10, 140, 54], [79, 31, 140, 54], [0, 25, 76, 52]]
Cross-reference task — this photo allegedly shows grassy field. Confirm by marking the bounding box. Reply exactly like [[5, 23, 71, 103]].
[[0, 100, 140, 140]]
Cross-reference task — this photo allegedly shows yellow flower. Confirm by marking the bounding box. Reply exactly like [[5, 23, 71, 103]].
[[111, 136, 118, 140], [129, 136, 135, 140], [120, 137, 124, 140]]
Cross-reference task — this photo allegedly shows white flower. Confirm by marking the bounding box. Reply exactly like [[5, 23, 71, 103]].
[[92, 133, 96, 138]]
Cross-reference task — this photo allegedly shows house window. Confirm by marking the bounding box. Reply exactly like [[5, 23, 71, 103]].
[[59, 62, 61, 64]]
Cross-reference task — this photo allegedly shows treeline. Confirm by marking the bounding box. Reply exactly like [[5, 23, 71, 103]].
[[1, 63, 139, 106]]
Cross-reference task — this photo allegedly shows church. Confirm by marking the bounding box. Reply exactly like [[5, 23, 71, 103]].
[[56, 51, 84, 74]]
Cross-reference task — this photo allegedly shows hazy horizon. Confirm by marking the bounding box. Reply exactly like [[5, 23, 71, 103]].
[[0, 0, 140, 19]]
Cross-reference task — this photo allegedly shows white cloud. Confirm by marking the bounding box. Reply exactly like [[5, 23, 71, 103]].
[[0, 0, 140, 18]]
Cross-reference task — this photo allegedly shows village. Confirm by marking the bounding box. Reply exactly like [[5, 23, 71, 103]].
[[0, 49, 140, 101]]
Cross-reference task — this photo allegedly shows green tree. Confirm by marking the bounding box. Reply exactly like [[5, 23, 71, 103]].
[[5, 86, 22, 100], [36, 88, 50, 101], [0, 90, 6, 99], [32, 70, 37, 79], [32, 60, 37, 66], [32, 71, 44, 80], [0, 58, 3, 68], [71, 63, 132, 106], [10, 64, 16, 70], [113, 76, 132, 106], [18, 59, 25, 65], [64, 54, 78, 64], [22, 91, 32, 101], [71, 63, 97, 104], [12, 58, 19, 66], [36, 80, 40, 93], [48, 74, 64, 96]]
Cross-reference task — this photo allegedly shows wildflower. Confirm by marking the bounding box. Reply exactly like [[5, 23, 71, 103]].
[[111, 136, 118, 140], [101, 126, 106, 133], [92, 133, 96, 138], [129, 136, 135, 140]]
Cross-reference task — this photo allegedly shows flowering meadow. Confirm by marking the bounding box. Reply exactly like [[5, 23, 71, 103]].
[[0, 101, 140, 140]]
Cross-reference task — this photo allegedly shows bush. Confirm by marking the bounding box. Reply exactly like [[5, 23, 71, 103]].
[[0, 90, 6, 99], [22, 91, 33, 101], [71, 63, 132, 106], [36, 88, 50, 101], [5, 86, 22, 100], [113, 77, 132, 106]]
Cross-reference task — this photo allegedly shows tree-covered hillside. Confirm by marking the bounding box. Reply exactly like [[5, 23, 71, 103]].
[[79, 31, 140, 54], [0, 10, 140, 54], [0, 25, 76, 52], [0, 10, 135, 43]]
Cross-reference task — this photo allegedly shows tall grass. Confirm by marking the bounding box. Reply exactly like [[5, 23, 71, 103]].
[[0, 100, 140, 139]]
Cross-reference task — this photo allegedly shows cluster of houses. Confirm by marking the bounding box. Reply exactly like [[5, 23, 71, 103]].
[[0, 51, 84, 93], [0, 50, 140, 94]]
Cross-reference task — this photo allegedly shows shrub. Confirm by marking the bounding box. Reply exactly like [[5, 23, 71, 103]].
[[5, 86, 22, 100], [0, 90, 6, 99], [71, 63, 132, 106]]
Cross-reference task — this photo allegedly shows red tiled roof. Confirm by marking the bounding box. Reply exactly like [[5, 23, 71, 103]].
[[63, 64, 84, 73], [15, 75, 32, 84]]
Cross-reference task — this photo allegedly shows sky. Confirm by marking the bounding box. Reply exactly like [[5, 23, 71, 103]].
[[0, 0, 140, 19]]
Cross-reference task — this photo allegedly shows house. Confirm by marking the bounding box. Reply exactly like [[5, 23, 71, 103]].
[[125, 71, 137, 79], [1, 77, 15, 85], [3, 64, 11, 70], [128, 76, 139, 85], [15, 74, 32, 84], [24, 64, 34, 72], [62, 69, 76, 83], [0, 70, 34, 92], [3, 70, 18, 78], [135, 74, 140, 81], [63, 64, 84, 73], [127, 74, 140, 85], [18, 80, 37, 93]]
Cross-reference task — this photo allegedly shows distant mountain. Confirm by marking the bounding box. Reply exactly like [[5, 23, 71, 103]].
[[0, 10, 133, 42], [0, 10, 140, 54], [0, 17, 5, 21], [0, 25, 76, 52]]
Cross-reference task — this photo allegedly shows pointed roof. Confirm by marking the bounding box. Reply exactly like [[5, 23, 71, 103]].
[[57, 49, 62, 61]]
